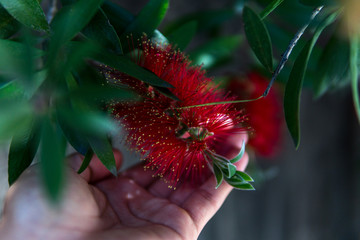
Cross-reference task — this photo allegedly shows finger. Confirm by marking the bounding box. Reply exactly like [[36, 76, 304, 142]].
[[214, 132, 248, 159], [121, 161, 158, 188], [180, 152, 249, 232], [67, 149, 123, 183]]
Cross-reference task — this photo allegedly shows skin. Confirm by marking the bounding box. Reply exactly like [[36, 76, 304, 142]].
[[0, 133, 248, 240]]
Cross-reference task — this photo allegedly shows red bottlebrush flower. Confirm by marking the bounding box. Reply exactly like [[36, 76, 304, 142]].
[[106, 39, 248, 186], [227, 72, 283, 158]]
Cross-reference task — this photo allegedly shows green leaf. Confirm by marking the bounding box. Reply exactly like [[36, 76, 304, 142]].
[[224, 169, 255, 190], [40, 117, 66, 202], [350, 37, 360, 123], [236, 171, 254, 182], [94, 50, 174, 88], [82, 8, 123, 54], [284, 11, 338, 148], [314, 34, 350, 97], [0, 39, 42, 76], [167, 21, 197, 50], [0, 100, 33, 140], [153, 86, 180, 101], [77, 149, 94, 174], [0, 0, 49, 32], [101, 1, 134, 35], [120, 0, 169, 42], [213, 163, 223, 189], [0, 81, 23, 99], [0, 6, 20, 38], [87, 135, 117, 176], [190, 35, 242, 69], [243, 6, 273, 72], [228, 182, 255, 190], [50, 0, 104, 49], [56, 108, 90, 156], [230, 140, 245, 163], [227, 163, 237, 178], [8, 118, 40, 185], [260, 0, 284, 19]]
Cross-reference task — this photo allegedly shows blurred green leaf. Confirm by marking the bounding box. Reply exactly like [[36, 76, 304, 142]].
[[0, 6, 20, 38], [0, 81, 23, 99], [213, 163, 223, 189], [0, 39, 42, 76], [102, 1, 134, 35], [350, 37, 360, 123], [167, 21, 197, 50], [190, 35, 242, 69], [88, 135, 117, 176], [77, 149, 93, 174], [50, 0, 104, 51], [40, 117, 66, 202], [57, 107, 119, 138], [68, 85, 138, 104], [284, 11, 338, 148], [8, 118, 40, 185], [314, 34, 350, 97], [120, 0, 169, 52], [94, 50, 174, 88], [0, 100, 33, 140], [260, 0, 284, 19], [56, 107, 90, 156], [83, 8, 123, 54], [163, 9, 235, 35], [243, 6, 273, 72], [0, 0, 49, 32]]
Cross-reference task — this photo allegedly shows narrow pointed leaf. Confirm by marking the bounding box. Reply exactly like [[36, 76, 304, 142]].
[[94, 51, 174, 88], [260, 0, 284, 19], [83, 8, 123, 54], [40, 117, 66, 202], [0, 0, 49, 32], [350, 37, 360, 123], [228, 182, 255, 190], [230, 140, 245, 163], [77, 149, 94, 174], [243, 6, 273, 72], [56, 109, 90, 155], [167, 21, 197, 50], [8, 118, 40, 185], [314, 34, 350, 97], [284, 11, 338, 148], [213, 163, 223, 189], [120, 0, 169, 41], [102, 1, 134, 35], [236, 171, 254, 182], [87, 136, 117, 176]]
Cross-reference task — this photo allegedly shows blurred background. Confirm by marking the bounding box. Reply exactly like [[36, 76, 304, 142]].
[[1, 0, 360, 239]]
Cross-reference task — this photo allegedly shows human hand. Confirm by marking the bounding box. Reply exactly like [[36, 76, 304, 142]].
[[0, 133, 248, 240]]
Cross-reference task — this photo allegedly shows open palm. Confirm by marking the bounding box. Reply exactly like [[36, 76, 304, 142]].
[[0, 134, 248, 240]]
